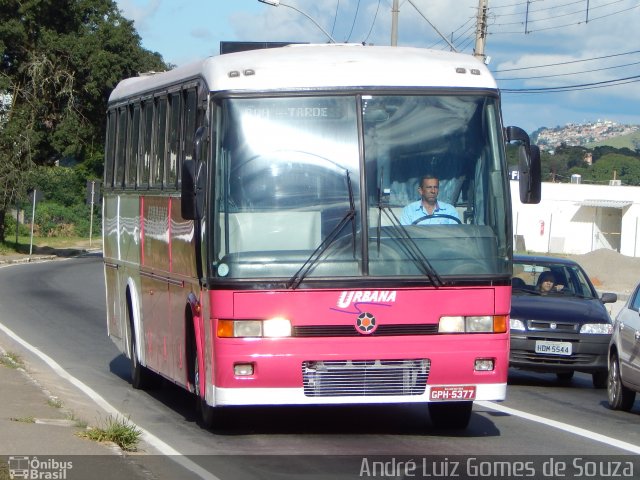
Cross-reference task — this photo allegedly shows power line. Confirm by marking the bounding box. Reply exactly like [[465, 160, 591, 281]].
[[500, 74, 640, 93], [331, 0, 340, 36], [345, 0, 362, 42], [492, 49, 640, 72], [495, 59, 640, 80], [491, 2, 640, 34], [363, 0, 382, 44], [491, 0, 627, 23], [489, 0, 585, 17]]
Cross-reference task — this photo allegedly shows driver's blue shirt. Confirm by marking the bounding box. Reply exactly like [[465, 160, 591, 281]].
[[399, 201, 460, 225]]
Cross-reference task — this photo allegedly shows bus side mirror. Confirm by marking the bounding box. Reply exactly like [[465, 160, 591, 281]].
[[518, 144, 541, 204], [181, 126, 207, 220], [505, 126, 541, 204]]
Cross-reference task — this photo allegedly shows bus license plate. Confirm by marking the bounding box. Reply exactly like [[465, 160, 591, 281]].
[[535, 340, 572, 356], [430, 386, 476, 401]]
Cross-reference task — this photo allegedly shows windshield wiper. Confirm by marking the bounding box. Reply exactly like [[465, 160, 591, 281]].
[[376, 172, 443, 287], [287, 170, 356, 289]]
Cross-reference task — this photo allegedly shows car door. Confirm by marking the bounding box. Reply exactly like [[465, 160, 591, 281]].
[[618, 285, 640, 388]]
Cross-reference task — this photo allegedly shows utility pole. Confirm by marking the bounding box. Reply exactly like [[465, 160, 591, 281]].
[[391, 0, 399, 46], [474, 0, 488, 62]]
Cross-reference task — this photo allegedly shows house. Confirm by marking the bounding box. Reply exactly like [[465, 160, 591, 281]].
[[511, 181, 640, 257]]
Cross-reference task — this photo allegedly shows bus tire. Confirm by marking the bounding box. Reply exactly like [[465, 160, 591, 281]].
[[193, 347, 216, 429], [127, 295, 156, 390], [428, 401, 473, 429]]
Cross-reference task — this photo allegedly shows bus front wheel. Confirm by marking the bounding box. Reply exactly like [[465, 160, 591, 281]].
[[193, 350, 216, 429], [428, 401, 473, 429]]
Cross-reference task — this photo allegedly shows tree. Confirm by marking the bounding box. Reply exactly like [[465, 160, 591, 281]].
[[0, 0, 167, 242], [571, 154, 640, 186]]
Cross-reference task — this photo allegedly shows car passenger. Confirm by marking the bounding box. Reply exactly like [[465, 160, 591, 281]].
[[537, 271, 557, 295]]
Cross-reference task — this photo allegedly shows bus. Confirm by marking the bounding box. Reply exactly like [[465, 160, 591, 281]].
[[103, 44, 541, 430]]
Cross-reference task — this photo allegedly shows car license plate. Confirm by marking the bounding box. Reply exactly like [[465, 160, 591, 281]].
[[534, 340, 572, 356], [430, 386, 476, 401]]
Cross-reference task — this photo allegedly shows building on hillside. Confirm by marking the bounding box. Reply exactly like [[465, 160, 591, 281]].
[[511, 181, 640, 257]]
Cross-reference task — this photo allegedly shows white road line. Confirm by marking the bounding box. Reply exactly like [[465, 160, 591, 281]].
[[0, 322, 221, 480], [477, 400, 640, 454]]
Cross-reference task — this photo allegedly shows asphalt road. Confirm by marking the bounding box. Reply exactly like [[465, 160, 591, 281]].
[[1, 255, 639, 479]]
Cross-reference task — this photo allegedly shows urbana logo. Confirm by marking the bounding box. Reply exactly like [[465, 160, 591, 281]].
[[336, 290, 397, 309]]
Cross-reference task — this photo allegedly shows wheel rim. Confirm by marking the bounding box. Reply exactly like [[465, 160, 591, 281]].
[[608, 356, 620, 405]]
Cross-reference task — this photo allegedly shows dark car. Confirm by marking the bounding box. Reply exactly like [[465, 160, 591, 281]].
[[607, 281, 640, 410], [510, 254, 617, 388]]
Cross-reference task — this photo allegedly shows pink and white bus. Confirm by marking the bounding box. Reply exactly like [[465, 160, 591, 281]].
[[103, 44, 540, 429]]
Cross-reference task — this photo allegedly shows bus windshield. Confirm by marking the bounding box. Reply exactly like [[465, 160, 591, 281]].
[[213, 93, 510, 283]]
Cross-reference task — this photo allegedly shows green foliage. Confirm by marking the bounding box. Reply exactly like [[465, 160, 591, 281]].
[[570, 153, 640, 186], [0, 0, 167, 241], [33, 201, 97, 238], [28, 166, 87, 207], [78, 415, 142, 452], [533, 144, 640, 185], [3, 214, 30, 238]]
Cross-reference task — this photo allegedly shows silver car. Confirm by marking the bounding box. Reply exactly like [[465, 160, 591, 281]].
[[608, 281, 640, 410]]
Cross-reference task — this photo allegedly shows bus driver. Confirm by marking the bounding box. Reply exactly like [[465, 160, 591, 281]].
[[400, 174, 460, 225]]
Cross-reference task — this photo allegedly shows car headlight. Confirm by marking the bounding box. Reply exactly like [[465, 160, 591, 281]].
[[580, 323, 612, 334], [218, 317, 292, 338], [439, 315, 507, 333], [510, 318, 526, 331]]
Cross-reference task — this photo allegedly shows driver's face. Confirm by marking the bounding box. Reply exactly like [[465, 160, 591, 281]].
[[419, 179, 439, 204]]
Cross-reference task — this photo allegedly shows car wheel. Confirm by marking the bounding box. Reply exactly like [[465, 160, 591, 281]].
[[428, 402, 472, 429], [592, 371, 607, 389], [608, 353, 636, 411], [556, 371, 574, 382]]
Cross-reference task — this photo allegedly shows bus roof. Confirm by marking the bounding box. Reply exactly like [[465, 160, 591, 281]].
[[108, 44, 497, 103]]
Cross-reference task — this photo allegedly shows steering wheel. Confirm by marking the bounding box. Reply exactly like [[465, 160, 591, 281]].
[[411, 214, 462, 225]]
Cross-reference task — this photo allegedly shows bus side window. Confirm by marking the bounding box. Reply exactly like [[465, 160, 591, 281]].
[[126, 104, 140, 189], [167, 92, 181, 189], [152, 96, 168, 188], [139, 100, 153, 188], [115, 107, 127, 188], [104, 110, 116, 188]]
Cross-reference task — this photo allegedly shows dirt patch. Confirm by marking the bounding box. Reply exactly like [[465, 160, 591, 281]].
[[559, 248, 640, 296]]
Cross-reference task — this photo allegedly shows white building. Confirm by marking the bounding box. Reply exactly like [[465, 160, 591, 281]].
[[511, 181, 640, 257]]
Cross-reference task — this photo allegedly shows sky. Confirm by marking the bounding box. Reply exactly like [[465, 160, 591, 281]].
[[114, 0, 640, 134]]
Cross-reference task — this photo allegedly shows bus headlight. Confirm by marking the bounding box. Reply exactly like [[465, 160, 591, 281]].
[[218, 318, 292, 338], [263, 317, 292, 337], [439, 315, 507, 333]]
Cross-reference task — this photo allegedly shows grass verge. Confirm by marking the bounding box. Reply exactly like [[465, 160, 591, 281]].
[[78, 415, 142, 452], [0, 351, 24, 369]]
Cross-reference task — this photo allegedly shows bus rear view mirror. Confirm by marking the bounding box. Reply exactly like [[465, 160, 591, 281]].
[[504, 126, 541, 205], [518, 144, 541, 204]]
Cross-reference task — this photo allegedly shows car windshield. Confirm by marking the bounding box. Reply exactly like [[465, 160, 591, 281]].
[[512, 260, 597, 298]]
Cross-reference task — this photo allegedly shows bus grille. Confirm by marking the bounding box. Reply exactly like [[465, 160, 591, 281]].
[[302, 359, 429, 397], [294, 324, 438, 337]]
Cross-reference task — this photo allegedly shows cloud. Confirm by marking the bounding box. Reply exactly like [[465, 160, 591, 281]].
[[117, 0, 162, 34]]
